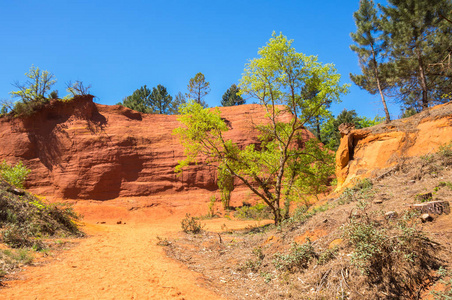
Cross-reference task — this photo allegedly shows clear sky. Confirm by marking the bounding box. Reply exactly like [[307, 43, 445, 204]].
[[0, 0, 399, 118]]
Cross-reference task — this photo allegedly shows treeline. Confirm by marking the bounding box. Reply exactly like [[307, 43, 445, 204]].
[[350, 0, 452, 121], [116, 72, 245, 114]]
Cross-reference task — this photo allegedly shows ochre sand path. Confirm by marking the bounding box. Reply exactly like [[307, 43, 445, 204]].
[[0, 194, 266, 300], [0, 222, 221, 300]]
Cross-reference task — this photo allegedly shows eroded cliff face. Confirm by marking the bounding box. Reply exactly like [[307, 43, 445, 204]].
[[0, 96, 313, 200], [335, 102, 452, 190]]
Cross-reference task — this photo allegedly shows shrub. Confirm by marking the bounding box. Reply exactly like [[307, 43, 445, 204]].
[[273, 240, 317, 272], [181, 213, 203, 234], [0, 160, 30, 188], [235, 202, 272, 220], [342, 211, 441, 298]]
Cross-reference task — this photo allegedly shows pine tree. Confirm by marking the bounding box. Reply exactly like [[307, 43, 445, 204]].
[[186, 72, 209, 108], [380, 0, 452, 111], [350, 0, 391, 122], [149, 84, 175, 114], [120, 85, 152, 113], [221, 84, 245, 106]]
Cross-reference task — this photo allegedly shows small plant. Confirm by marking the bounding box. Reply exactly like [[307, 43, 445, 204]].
[[181, 213, 203, 234], [318, 247, 338, 265], [239, 246, 265, 272], [342, 208, 441, 298], [156, 235, 170, 246], [272, 240, 317, 272], [438, 142, 452, 157], [235, 202, 272, 220], [207, 195, 216, 218], [0, 160, 31, 188], [431, 266, 452, 299]]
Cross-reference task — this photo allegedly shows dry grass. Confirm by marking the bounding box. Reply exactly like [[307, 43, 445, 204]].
[[166, 149, 452, 299]]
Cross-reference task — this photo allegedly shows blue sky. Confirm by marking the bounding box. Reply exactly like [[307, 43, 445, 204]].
[[0, 0, 399, 118]]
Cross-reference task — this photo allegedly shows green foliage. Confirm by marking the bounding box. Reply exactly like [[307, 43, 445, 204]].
[[342, 210, 441, 298], [221, 84, 245, 106], [235, 202, 272, 220], [66, 80, 91, 97], [217, 163, 234, 209], [379, 0, 452, 110], [186, 72, 210, 108], [272, 240, 317, 272], [318, 247, 338, 265], [0, 248, 34, 278], [350, 0, 391, 122], [119, 85, 152, 113], [0, 180, 83, 249], [0, 160, 31, 189], [319, 109, 383, 150], [150, 84, 178, 114], [337, 178, 373, 205], [10, 65, 56, 103], [175, 33, 348, 225], [180, 213, 203, 234], [438, 142, 452, 157]]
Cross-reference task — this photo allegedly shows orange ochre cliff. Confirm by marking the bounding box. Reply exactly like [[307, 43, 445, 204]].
[[0, 96, 313, 200], [335, 102, 452, 190]]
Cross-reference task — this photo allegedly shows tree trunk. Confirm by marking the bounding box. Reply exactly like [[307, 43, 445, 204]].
[[372, 54, 391, 123], [417, 52, 429, 110]]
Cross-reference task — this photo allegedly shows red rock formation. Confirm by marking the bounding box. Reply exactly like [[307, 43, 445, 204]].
[[0, 96, 313, 200], [335, 102, 452, 190]]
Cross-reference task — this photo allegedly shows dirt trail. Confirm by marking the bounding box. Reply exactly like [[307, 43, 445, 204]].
[[0, 220, 223, 300], [0, 194, 260, 300]]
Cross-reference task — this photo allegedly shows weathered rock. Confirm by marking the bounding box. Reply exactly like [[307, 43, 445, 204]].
[[335, 102, 452, 190], [0, 96, 314, 200], [373, 199, 383, 204], [420, 213, 434, 222], [411, 200, 450, 215], [385, 211, 398, 219]]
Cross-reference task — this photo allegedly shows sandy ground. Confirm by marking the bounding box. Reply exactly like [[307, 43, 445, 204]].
[[0, 194, 262, 300]]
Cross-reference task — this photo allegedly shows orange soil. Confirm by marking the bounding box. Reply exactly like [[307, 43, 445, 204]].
[[0, 195, 264, 300]]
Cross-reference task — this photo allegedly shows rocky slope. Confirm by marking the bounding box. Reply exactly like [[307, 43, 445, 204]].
[[0, 96, 312, 200], [336, 102, 452, 190]]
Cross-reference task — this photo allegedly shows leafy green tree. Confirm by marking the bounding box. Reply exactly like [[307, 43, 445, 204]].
[[149, 84, 175, 114], [350, 0, 391, 122], [320, 109, 383, 150], [0, 160, 31, 189], [175, 33, 348, 225], [186, 72, 209, 108], [380, 0, 452, 111], [10, 65, 56, 103], [118, 85, 152, 113], [221, 84, 245, 106]]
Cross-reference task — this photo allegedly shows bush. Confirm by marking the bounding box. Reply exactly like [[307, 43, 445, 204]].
[[0, 160, 30, 188], [235, 202, 272, 220], [181, 213, 203, 234], [342, 211, 441, 298], [273, 240, 317, 272]]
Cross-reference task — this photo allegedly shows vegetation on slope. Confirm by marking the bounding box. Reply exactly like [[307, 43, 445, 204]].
[[0, 161, 83, 281]]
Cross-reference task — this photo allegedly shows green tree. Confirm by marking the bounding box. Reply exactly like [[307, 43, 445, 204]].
[[175, 33, 348, 225], [149, 84, 175, 114], [186, 72, 209, 108], [380, 0, 452, 111], [172, 92, 187, 114], [320, 109, 383, 150], [350, 0, 391, 122], [10, 65, 56, 103], [118, 85, 152, 113], [221, 84, 245, 106]]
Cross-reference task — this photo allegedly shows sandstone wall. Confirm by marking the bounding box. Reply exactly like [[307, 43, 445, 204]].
[[0, 96, 312, 200], [335, 102, 452, 190]]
